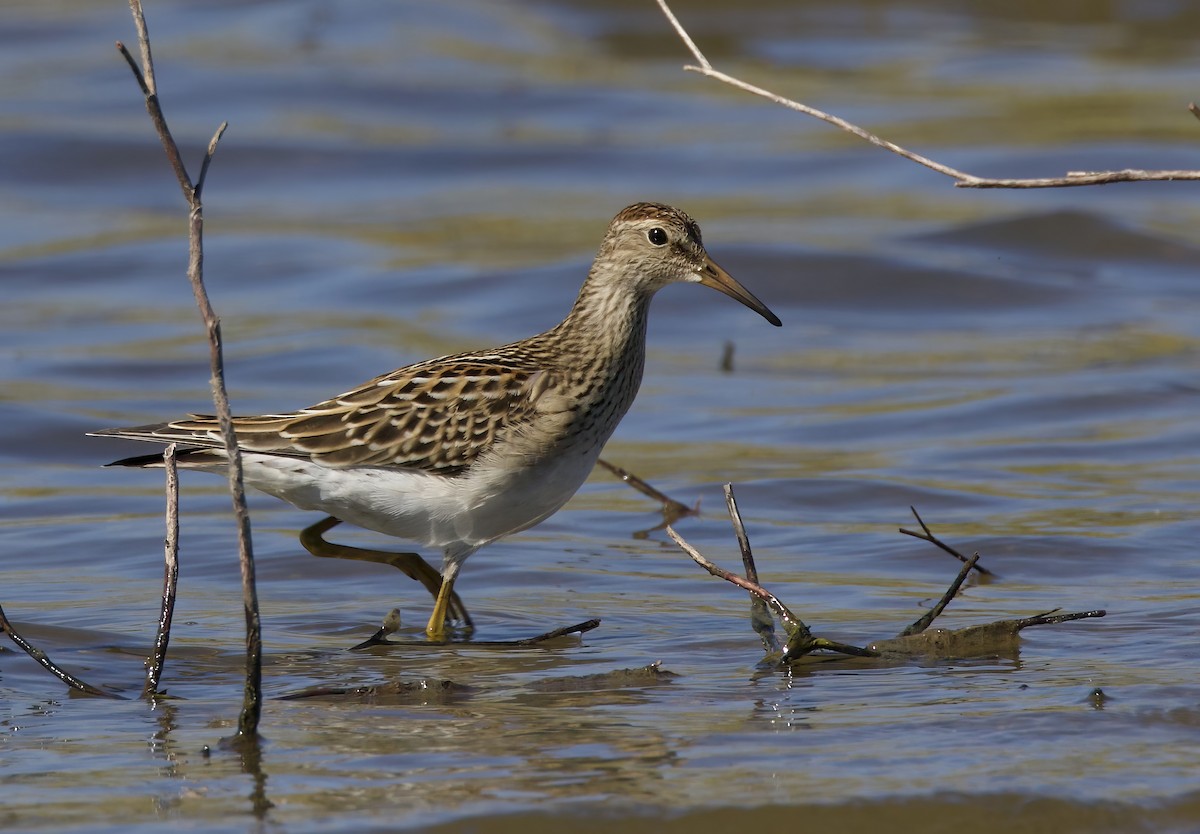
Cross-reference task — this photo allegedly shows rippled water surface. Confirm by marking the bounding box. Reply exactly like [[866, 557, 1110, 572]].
[[3, 1, 1200, 832]]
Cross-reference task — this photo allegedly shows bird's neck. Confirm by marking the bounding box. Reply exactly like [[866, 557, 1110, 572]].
[[551, 272, 652, 367]]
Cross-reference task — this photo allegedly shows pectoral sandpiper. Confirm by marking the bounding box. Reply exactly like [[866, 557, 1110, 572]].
[[92, 202, 781, 640]]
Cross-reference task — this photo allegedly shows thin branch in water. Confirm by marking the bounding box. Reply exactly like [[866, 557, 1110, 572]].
[[352, 610, 601, 649], [512, 618, 601, 645], [899, 553, 979, 637], [723, 484, 756, 582], [596, 458, 696, 520], [722, 484, 779, 653], [143, 443, 180, 698], [425, 619, 601, 648], [900, 506, 995, 578], [122, 0, 262, 740], [0, 603, 122, 699], [1014, 609, 1106, 628], [665, 524, 808, 640], [666, 524, 877, 660], [654, 0, 1200, 189], [806, 636, 882, 659]]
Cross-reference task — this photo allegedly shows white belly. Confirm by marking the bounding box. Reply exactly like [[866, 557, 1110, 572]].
[[239, 439, 601, 553]]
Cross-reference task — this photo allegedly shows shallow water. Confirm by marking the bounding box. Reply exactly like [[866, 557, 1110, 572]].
[[3, 1, 1200, 832]]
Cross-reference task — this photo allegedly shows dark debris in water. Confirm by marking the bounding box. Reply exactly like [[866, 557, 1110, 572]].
[[527, 661, 679, 694], [278, 678, 474, 705], [276, 662, 679, 705], [1087, 687, 1110, 709]]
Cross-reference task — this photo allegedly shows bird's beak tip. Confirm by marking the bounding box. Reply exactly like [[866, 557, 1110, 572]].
[[698, 256, 781, 328]]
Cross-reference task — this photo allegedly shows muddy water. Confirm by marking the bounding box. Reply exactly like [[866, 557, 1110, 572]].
[[3, 1, 1199, 832]]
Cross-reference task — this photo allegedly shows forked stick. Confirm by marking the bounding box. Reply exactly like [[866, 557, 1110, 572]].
[[118, 0, 262, 740], [723, 484, 779, 653], [900, 506, 995, 578]]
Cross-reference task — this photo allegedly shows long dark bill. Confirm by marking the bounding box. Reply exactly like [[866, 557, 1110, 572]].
[[697, 255, 782, 327]]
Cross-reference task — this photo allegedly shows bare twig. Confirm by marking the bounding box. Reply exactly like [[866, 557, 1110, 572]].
[[597, 458, 696, 520], [1014, 609, 1106, 628], [143, 444, 180, 697], [804, 636, 882, 659], [899, 553, 979, 637], [722, 485, 755, 581], [900, 507, 995, 578], [114, 43, 190, 201], [667, 521, 880, 659], [126, 0, 154, 94], [121, 0, 261, 739], [666, 524, 809, 640], [0, 603, 121, 699], [654, 0, 1200, 189], [116, 40, 149, 96], [654, 0, 711, 71], [196, 123, 227, 201], [722, 484, 779, 653], [512, 618, 602, 645]]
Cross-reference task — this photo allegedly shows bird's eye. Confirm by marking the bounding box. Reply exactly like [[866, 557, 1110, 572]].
[[647, 227, 668, 246]]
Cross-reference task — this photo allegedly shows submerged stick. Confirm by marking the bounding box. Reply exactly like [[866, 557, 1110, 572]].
[[350, 612, 600, 650], [597, 458, 696, 523], [511, 618, 602, 645], [1013, 609, 1107, 629], [0, 602, 121, 699], [143, 444, 180, 697], [870, 608, 1107, 657], [120, 0, 262, 739]]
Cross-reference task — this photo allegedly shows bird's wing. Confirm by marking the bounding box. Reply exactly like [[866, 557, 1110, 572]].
[[93, 358, 556, 476]]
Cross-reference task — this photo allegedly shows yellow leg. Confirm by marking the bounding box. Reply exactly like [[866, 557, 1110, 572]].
[[300, 516, 472, 631], [425, 560, 462, 641]]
